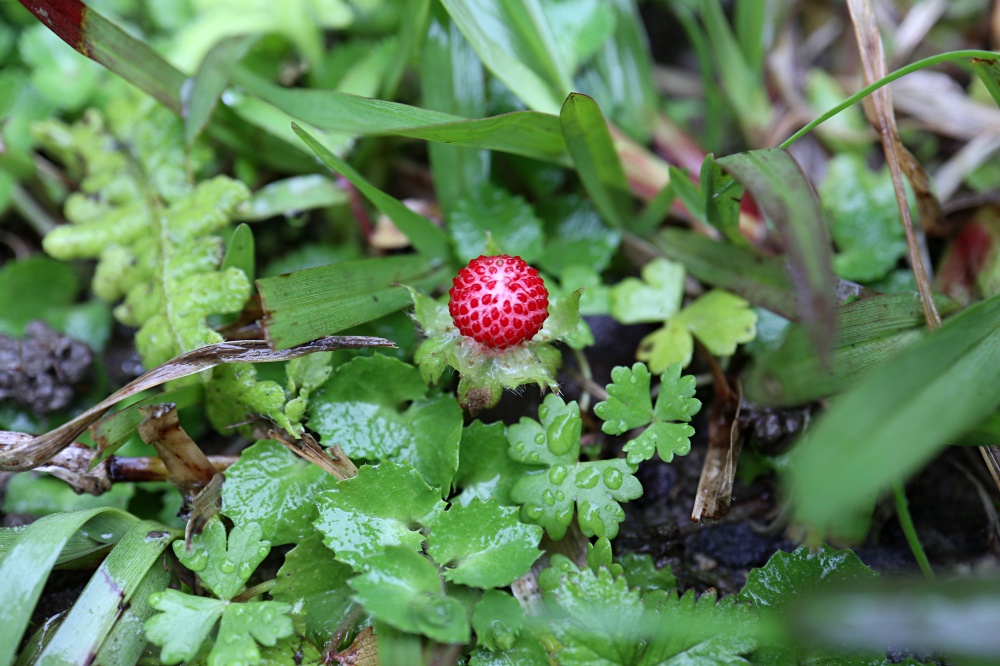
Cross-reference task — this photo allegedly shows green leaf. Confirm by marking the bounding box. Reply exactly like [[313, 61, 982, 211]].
[[222, 440, 339, 546], [348, 546, 470, 644], [668, 165, 706, 223], [211, 600, 296, 666], [674, 289, 758, 356], [449, 182, 545, 263], [173, 517, 270, 600], [2, 473, 134, 516], [183, 34, 255, 146], [222, 223, 255, 285], [271, 534, 362, 648], [701, 154, 746, 246], [541, 0, 616, 71], [236, 174, 348, 221], [595, 363, 700, 467], [313, 461, 446, 572], [145, 589, 225, 664], [635, 320, 692, 373], [453, 421, 534, 506], [257, 254, 447, 350], [538, 196, 621, 278], [308, 355, 462, 492], [617, 553, 677, 594], [94, 553, 171, 666], [0, 255, 79, 336], [426, 499, 543, 588], [972, 56, 1000, 109], [787, 292, 1000, 536], [19, 23, 102, 112], [739, 545, 877, 610], [471, 589, 526, 652], [609, 258, 685, 324], [560, 93, 631, 228], [439, 0, 571, 114], [508, 395, 642, 539], [291, 123, 450, 259], [717, 148, 836, 361], [820, 154, 908, 283]]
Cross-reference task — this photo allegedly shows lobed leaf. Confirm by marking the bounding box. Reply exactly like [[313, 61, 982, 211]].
[[471, 589, 526, 652], [211, 600, 295, 666], [313, 461, 445, 572], [449, 182, 545, 263], [453, 421, 533, 506], [609, 258, 685, 324], [173, 517, 270, 601], [145, 589, 224, 665]]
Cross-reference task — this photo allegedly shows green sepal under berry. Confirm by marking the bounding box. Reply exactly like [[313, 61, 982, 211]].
[[507, 394, 642, 539], [407, 286, 585, 410], [594, 363, 701, 467]]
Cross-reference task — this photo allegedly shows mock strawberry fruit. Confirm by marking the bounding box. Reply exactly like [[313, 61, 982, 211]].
[[448, 254, 549, 349]]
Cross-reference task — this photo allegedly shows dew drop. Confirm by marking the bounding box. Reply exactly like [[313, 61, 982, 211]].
[[555, 490, 565, 501], [238, 562, 253, 579], [525, 505, 543, 520], [533, 433, 546, 445], [538, 405, 549, 419], [542, 489, 556, 506], [575, 467, 600, 489], [220, 559, 236, 574], [602, 467, 624, 490], [548, 465, 568, 485], [555, 506, 574, 525], [186, 551, 209, 572], [257, 546, 270, 559]]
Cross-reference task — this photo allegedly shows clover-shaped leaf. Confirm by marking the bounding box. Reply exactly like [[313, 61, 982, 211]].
[[313, 461, 445, 572], [173, 517, 270, 600], [309, 354, 462, 492], [595, 363, 701, 467], [211, 601, 295, 666], [348, 546, 470, 644], [222, 439, 339, 545], [508, 394, 642, 539], [609, 258, 685, 324], [426, 498, 543, 588]]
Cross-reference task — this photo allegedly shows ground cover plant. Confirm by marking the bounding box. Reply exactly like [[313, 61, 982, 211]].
[[2, 0, 1000, 663]]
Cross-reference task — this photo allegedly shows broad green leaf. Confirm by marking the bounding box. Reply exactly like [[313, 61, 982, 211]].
[[595, 363, 700, 467], [422, 14, 490, 217], [609, 258, 685, 324], [211, 600, 295, 666], [222, 439, 339, 545], [236, 174, 348, 221], [638, 591, 757, 666], [744, 292, 945, 406], [469, 638, 551, 665], [292, 123, 450, 259], [257, 254, 448, 349], [701, 154, 746, 246], [2, 473, 134, 516], [508, 395, 642, 539], [0, 255, 79, 336], [34, 521, 173, 665], [21, 0, 186, 112], [439, 0, 571, 114], [717, 149, 836, 361], [635, 319, 692, 374], [739, 545, 877, 610], [313, 461, 446, 572], [271, 535, 362, 647], [560, 93, 631, 228], [539, 196, 621, 278], [541, 0, 616, 71], [453, 421, 533, 506], [348, 546, 470, 644], [19, 23, 102, 112], [145, 589, 225, 664], [820, 154, 908, 283], [0, 507, 137, 666], [449, 182, 545, 263], [617, 553, 677, 594], [471, 589, 526, 652], [972, 56, 1000, 109], [173, 517, 270, 600], [183, 34, 255, 146], [787, 292, 1000, 536], [426, 499, 543, 588], [308, 355, 462, 491], [674, 289, 758, 356], [232, 69, 569, 165]]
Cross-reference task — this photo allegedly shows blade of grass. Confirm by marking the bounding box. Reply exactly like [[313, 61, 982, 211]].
[[92, 558, 170, 666], [971, 57, 1000, 108], [19, 0, 185, 112], [257, 255, 449, 350], [222, 223, 255, 285], [292, 123, 450, 259], [236, 175, 348, 221], [788, 292, 1000, 536], [422, 13, 490, 217], [701, 154, 746, 246], [380, 0, 431, 100], [183, 34, 256, 147], [0, 508, 138, 666], [438, 0, 571, 114], [560, 93, 631, 228], [892, 482, 935, 581], [35, 521, 174, 665], [717, 149, 837, 361]]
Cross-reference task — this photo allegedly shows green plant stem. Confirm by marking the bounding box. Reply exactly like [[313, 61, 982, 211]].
[[10, 184, 57, 236], [231, 578, 277, 603], [892, 481, 935, 581], [780, 50, 1000, 149]]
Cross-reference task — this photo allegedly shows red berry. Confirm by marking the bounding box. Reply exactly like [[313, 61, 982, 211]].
[[448, 255, 549, 349]]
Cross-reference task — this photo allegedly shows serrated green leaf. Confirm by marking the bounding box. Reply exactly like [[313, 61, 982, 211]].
[[313, 461, 445, 572], [610, 258, 685, 324], [594, 363, 655, 434], [348, 546, 470, 644], [539, 196, 621, 278], [222, 440, 339, 546], [469, 637, 551, 665], [211, 600, 295, 666], [617, 553, 677, 594], [145, 589, 225, 665], [508, 395, 642, 539], [426, 499, 543, 588], [471, 589, 526, 652], [453, 421, 534, 506], [308, 355, 462, 491], [173, 517, 271, 600], [820, 154, 908, 283], [449, 182, 545, 264], [739, 545, 878, 610], [271, 534, 362, 648]]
